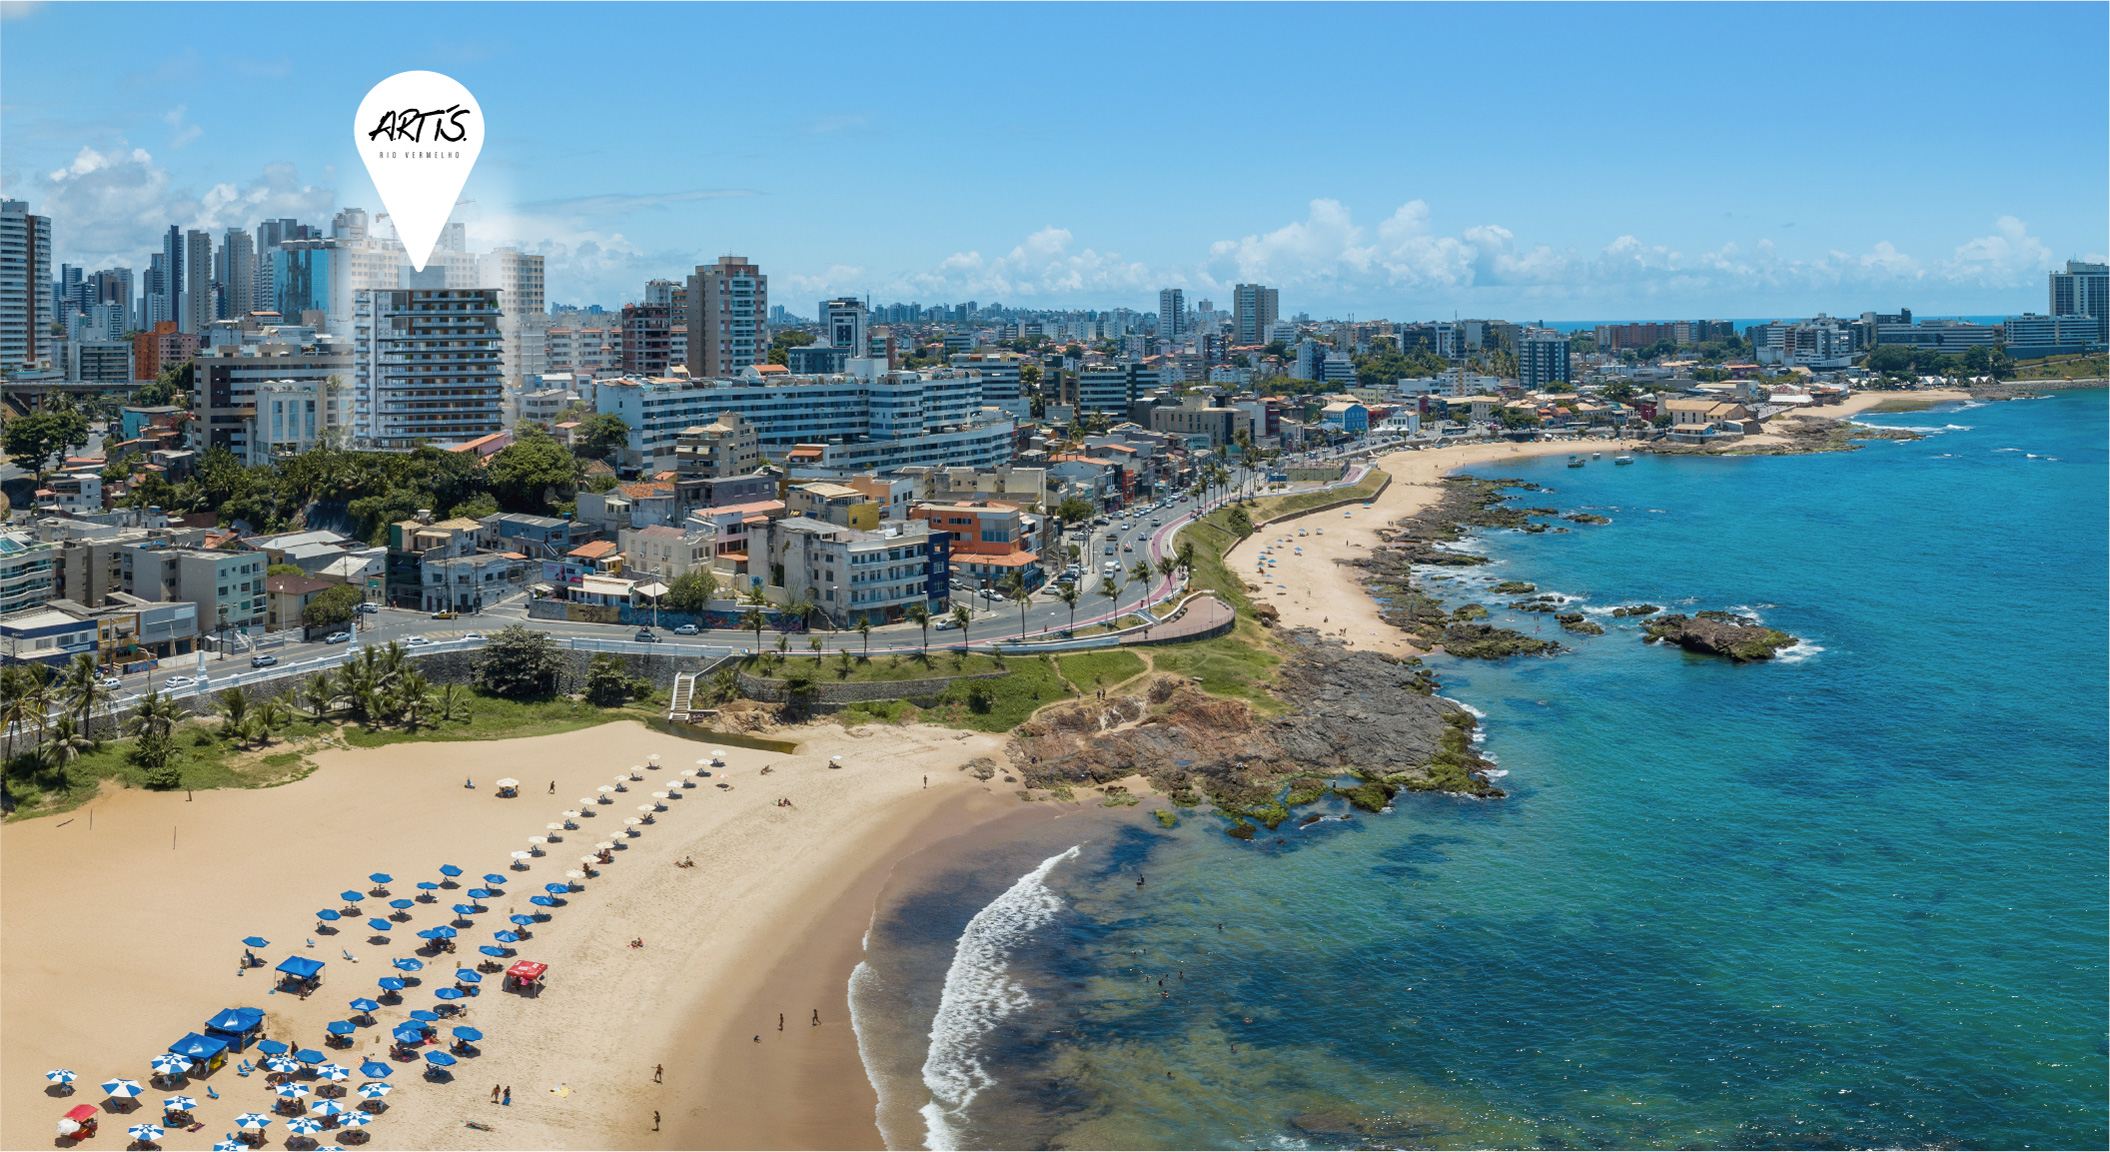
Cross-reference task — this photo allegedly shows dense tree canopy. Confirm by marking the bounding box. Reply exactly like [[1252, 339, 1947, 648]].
[[4, 399, 90, 474]]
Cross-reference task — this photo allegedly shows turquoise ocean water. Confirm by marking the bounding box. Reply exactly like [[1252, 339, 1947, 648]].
[[854, 390, 2108, 1150]]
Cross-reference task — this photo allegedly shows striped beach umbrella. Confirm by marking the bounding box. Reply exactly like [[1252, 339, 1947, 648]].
[[318, 1063, 350, 1082], [286, 1116, 323, 1135], [102, 1077, 144, 1098], [356, 1081, 392, 1099], [235, 1113, 273, 1130], [128, 1123, 167, 1142], [338, 1109, 373, 1127], [149, 1053, 191, 1077], [161, 1096, 197, 1113], [275, 1081, 310, 1099], [44, 1069, 76, 1085], [264, 1056, 301, 1074], [214, 1137, 246, 1150], [313, 1098, 348, 1116]]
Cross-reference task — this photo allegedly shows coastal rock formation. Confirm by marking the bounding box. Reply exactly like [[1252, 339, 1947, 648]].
[[1564, 512, 1611, 525], [1556, 612, 1605, 635], [1641, 611, 1797, 662], [1610, 604, 1662, 617], [1006, 632, 1501, 802], [1640, 415, 1923, 457], [1491, 581, 1537, 595], [1351, 477, 1564, 658]]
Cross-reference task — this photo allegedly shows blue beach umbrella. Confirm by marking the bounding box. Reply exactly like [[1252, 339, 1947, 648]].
[[315, 909, 341, 921], [359, 1062, 392, 1079], [376, 977, 406, 992], [349, 998, 380, 1013], [451, 903, 478, 916], [438, 865, 462, 877], [478, 945, 508, 957], [388, 899, 414, 911], [453, 969, 481, 983], [543, 883, 569, 894], [408, 1010, 440, 1023], [492, 930, 520, 943], [338, 891, 364, 904], [429, 926, 457, 939], [434, 987, 465, 1001], [294, 1048, 326, 1065], [529, 895, 557, 907], [391, 957, 423, 972], [415, 881, 439, 892], [508, 914, 535, 925], [254, 1039, 289, 1056], [450, 1026, 483, 1041], [366, 919, 393, 933], [326, 1021, 355, 1037], [241, 936, 269, 948], [465, 888, 490, 899], [391, 1025, 424, 1044], [368, 873, 392, 885], [481, 873, 506, 886], [422, 1050, 456, 1067]]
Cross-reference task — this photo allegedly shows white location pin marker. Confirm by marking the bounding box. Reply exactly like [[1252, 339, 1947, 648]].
[[354, 71, 484, 272]]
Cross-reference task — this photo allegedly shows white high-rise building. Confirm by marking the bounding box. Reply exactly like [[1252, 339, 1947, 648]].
[[349, 287, 506, 450], [182, 229, 214, 336], [1158, 288, 1186, 342], [820, 296, 865, 351], [0, 199, 54, 372], [223, 229, 255, 319], [480, 247, 547, 423]]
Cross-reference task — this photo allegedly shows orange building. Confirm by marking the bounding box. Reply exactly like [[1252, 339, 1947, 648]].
[[132, 321, 199, 383]]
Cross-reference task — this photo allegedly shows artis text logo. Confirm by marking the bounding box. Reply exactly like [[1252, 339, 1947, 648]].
[[367, 105, 474, 143]]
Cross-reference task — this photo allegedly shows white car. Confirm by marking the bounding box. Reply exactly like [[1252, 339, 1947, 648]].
[[162, 676, 196, 690], [405, 635, 430, 646], [97, 676, 122, 690]]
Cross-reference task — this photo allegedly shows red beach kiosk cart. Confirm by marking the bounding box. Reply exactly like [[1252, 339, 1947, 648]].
[[503, 960, 546, 996]]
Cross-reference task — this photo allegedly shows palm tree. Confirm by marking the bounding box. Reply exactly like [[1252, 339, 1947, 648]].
[[739, 608, 767, 655], [854, 615, 872, 659], [1156, 555, 1179, 586], [214, 686, 252, 741], [299, 674, 338, 722], [809, 635, 824, 665], [951, 603, 972, 649], [1054, 581, 1080, 633], [125, 690, 187, 742], [1130, 560, 1156, 606], [710, 666, 740, 704], [998, 572, 1030, 639], [774, 632, 790, 661], [786, 594, 818, 634], [433, 682, 473, 724], [1176, 540, 1197, 578], [396, 669, 432, 729], [905, 603, 932, 657], [1099, 576, 1118, 604], [40, 713, 92, 775], [59, 653, 112, 743], [1, 665, 48, 767]]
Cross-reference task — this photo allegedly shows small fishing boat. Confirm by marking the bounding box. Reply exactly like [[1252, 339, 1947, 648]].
[[1592, 451, 1602, 459], [1567, 454, 1585, 468], [1613, 454, 1634, 465]]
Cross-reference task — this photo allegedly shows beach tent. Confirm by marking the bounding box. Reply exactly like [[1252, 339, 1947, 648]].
[[166, 1034, 231, 1074], [503, 959, 548, 995], [275, 956, 325, 991], [202, 1007, 264, 1051]]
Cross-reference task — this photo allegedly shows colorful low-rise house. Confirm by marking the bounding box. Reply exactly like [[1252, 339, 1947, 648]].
[[545, 538, 623, 589], [910, 500, 1044, 591]]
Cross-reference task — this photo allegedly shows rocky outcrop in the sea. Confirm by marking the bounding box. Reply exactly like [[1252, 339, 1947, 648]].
[[1641, 611, 1797, 662], [1351, 477, 1564, 658], [1564, 512, 1611, 525], [1610, 604, 1662, 617], [1005, 631, 1502, 805], [1556, 612, 1605, 635], [1492, 581, 1537, 595], [1639, 415, 1922, 457]]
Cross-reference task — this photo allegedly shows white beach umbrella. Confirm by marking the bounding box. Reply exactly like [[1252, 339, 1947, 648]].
[[528, 836, 547, 845], [636, 803, 655, 813], [711, 750, 726, 764], [509, 850, 532, 862], [579, 855, 600, 866], [579, 797, 599, 806], [650, 791, 669, 800], [629, 765, 644, 778], [647, 753, 661, 767], [563, 870, 586, 879], [494, 778, 520, 788], [594, 841, 616, 851], [545, 823, 564, 831], [102, 1078, 144, 1098], [560, 810, 582, 819], [595, 785, 616, 794], [338, 1109, 374, 1127]]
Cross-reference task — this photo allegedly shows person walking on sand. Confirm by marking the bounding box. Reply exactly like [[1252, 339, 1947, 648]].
[[812, 1008, 821, 1026], [491, 1084, 500, 1104], [503, 1086, 511, 1106], [654, 1110, 661, 1132], [549, 781, 556, 794], [778, 1013, 784, 1031], [653, 1063, 662, 1083]]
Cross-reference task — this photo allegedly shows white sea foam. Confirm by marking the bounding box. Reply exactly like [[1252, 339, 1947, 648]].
[[1993, 447, 2024, 453], [917, 846, 1079, 1151], [1441, 697, 1487, 721], [1483, 769, 1510, 779], [849, 959, 892, 1145], [1775, 640, 1825, 664]]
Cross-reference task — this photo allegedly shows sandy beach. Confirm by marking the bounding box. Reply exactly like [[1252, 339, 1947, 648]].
[[1241, 438, 1583, 655], [1, 718, 1017, 1151]]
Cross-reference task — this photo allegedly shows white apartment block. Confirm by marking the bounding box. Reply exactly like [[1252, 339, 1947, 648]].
[[350, 288, 507, 450]]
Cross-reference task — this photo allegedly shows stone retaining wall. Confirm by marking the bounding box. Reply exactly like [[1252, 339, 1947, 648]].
[[734, 666, 1007, 705]]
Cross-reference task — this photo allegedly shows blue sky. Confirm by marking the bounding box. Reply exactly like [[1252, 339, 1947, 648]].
[[5, 2, 2104, 320]]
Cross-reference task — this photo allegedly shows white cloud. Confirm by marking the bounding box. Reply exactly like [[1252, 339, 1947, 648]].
[[162, 105, 201, 149], [28, 144, 334, 270]]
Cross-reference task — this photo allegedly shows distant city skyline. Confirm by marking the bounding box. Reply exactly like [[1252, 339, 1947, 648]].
[[3, 2, 2104, 319]]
